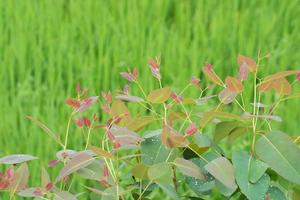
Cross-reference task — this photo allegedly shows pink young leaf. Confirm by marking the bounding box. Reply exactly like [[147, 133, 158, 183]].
[[191, 76, 200, 86], [0, 154, 38, 165], [116, 95, 144, 103], [202, 64, 223, 86], [48, 159, 60, 168], [218, 88, 238, 104], [122, 84, 130, 94], [55, 152, 94, 183], [65, 98, 80, 109], [185, 123, 198, 136], [238, 62, 249, 81], [101, 103, 111, 113], [53, 191, 77, 200], [75, 117, 91, 127], [196, 95, 217, 105], [120, 72, 135, 82], [170, 92, 183, 103], [102, 91, 113, 103], [56, 150, 77, 161], [103, 165, 109, 177], [76, 96, 99, 113], [18, 188, 44, 197], [109, 125, 143, 149], [76, 83, 81, 94], [6, 168, 14, 179], [148, 59, 160, 69], [150, 67, 161, 79], [10, 163, 29, 192], [133, 68, 138, 77]]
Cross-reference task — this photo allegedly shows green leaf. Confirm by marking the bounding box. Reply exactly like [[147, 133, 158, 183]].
[[228, 127, 248, 144], [148, 162, 173, 184], [132, 163, 149, 180], [215, 180, 236, 197], [266, 186, 287, 200], [249, 158, 268, 183], [174, 158, 204, 180], [158, 184, 180, 200], [186, 153, 219, 195], [101, 186, 125, 200], [183, 134, 211, 159], [214, 121, 238, 143], [147, 87, 171, 103], [200, 111, 243, 129], [141, 130, 176, 165], [183, 144, 210, 159], [204, 157, 237, 191], [255, 131, 300, 185], [26, 116, 63, 147], [232, 151, 270, 200]]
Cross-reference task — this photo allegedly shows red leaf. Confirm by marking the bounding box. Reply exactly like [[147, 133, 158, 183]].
[[202, 64, 223, 86], [76, 96, 99, 112], [185, 123, 198, 136], [48, 159, 59, 168], [75, 117, 91, 127], [76, 83, 81, 94], [191, 76, 200, 86], [120, 72, 135, 82], [133, 68, 138, 77], [103, 165, 109, 177], [225, 76, 243, 93], [238, 63, 248, 81], [109, 125, 143, 148], [170, 92, 183, 103], [55, 152, 94, 182], [218, 88, 238, 104], [148, 59, 160, 69], [65, 98, 80, 109], [161, 124, 188, 148], [237, 55, 257, 72], [102, 91, 112, 103]]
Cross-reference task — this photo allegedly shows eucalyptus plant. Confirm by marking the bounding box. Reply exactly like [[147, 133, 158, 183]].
[[1, 53, 300, 200]]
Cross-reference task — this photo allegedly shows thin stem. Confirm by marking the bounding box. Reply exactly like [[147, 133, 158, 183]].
[[135, 80, 147, 99], [85, 121, 94, 150], [64, 112, 74, 152], [138, 182, 152, 200], [250, 51, 261, 154]]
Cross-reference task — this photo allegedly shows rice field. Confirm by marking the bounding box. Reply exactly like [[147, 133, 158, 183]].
[[0, 0, 300, 198]]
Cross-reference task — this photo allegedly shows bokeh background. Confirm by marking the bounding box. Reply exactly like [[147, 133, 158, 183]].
[[0, 0, 300, 192]]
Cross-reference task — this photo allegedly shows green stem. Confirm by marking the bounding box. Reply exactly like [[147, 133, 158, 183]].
[[64, 112, 74, 152]]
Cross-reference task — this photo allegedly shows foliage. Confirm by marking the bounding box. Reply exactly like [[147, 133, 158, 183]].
[[1, 54, 300, 199]]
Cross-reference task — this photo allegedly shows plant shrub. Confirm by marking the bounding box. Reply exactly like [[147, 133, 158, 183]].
[[1, 54, 300, 200]]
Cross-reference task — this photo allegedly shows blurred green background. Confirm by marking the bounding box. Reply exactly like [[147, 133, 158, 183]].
[[0, 0, 300, 196]]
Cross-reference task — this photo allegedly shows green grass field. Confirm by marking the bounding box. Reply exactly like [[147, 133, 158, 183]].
[[0, 0, 300, 198]]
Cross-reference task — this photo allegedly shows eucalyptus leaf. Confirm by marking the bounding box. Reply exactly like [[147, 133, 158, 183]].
[[266, 186, 287, 200], [186, 154, 219, 195], [214, 121, 238, 143], [174, 158, 204, 180], [204, 157, 237, 191], [255, 131, 300, 185], [158, 184, 180, 200], [232, 151, 270, 200], [249, 158, 268, 183], [148, 162, 173, 184], [0, 154, 38, 164], [141, 130, 176, 165]]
